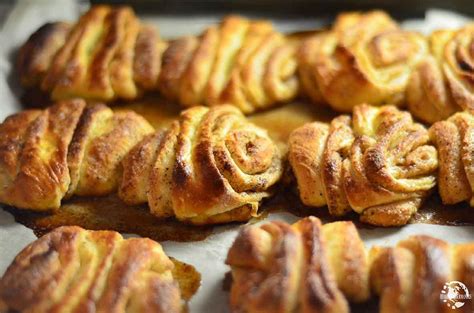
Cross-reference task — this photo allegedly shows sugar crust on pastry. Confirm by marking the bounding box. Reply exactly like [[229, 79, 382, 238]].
[[0, 226, 184, 313]]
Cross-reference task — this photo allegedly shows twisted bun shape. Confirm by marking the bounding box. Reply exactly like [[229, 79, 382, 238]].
[[407, 25, 474, 123], [0, 99, 153, 211], [289, 104, 438, 226], [227, 216, 474, 313], [18, 6, 299, 113], [226, 216, 370, 313], [429, 111, 474, 205], [0, 226, 183, 313], [0, 100, 282, 224], [119, 105, 283, 224], [159, 16, 299, 113], [22, 6, 163, 101], [20, 7, 474, 119], [371, 235, 474, 313], [298, 11, 428, 113]]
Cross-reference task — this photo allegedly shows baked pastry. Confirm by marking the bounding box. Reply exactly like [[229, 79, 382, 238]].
[[0, 99, 154, 210], [0, 100, 282, 224], [407, 25, 474, 124], [119, 105, 283, 224], [17, 22, 73, 87], [227, 217, 474, 313], [41, 6, 158, 101], [19, 6, 164, 101], [298, 11, 428, 113], [18, 6, 299, 113], [288, 104, 438, 226], [158, 15, 299, 113], [370, 235, 474, 313], [0, 226, 184, 313], [429, 111, 474, 205], [226, 216, 370, 313]]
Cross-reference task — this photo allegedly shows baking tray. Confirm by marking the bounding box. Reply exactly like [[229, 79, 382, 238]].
[[1, 1, 474, 312]]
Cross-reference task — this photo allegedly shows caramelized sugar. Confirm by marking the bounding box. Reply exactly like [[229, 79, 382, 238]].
[[5, 195, 213, 242], [265, 185, 474, 227], [249, 101, 336, 154], [7, 185, 473, 246], [171, 257, 202, 301], [115, 94, 181, 130], [262, 185, 374, 227], [351, 299, 379, 313], [412, 194, 474, 225], [4, 97, 474, 247]]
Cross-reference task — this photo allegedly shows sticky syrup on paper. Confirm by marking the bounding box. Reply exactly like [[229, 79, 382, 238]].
[[5, 195, 213, 242]]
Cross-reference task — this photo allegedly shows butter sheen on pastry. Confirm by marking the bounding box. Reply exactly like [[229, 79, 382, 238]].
[[298, 11, 428, 113], [0, 99, 154, 211], [227, 217, 474, 313], [429, 111, 474, 205], [17, 22, 72, 87], [0, 226, 183, 313], [119, 105, 283, 224], [226, 216, 370, 313], [159, 15, 299, 113], [370, 235, 474, 313], [407, 25, 474, 123], [289, 104, 438, 226], [19, 6, 163, 102], [18, 6, 299, 114], [0, 100, 282, 224]]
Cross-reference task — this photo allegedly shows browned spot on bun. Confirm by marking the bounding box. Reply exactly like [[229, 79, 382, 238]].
[[119, 105, 283, 225], [18, 22, 72, 87], [0, 226, 193, 313], [0, 99, 153, 211], [298, 11, 428, 113], [226, 217, 369, 313], [289, 104, 438, 226]]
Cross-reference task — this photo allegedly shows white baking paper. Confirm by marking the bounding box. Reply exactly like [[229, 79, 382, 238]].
[[1, 2, 474, 312]]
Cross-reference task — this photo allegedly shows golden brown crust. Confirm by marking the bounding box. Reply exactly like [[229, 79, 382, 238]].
[[226, 217, 369, 313], [68, 105, 155, 197], [17, 22, 72, 87], [228, 217, 474, 313], [0, 99, 85, 210], [118, 132, 165, 206], [289, 104, 438, 226], [288, 121, 329, 208], [429, 111, 474, 205], [345, 105, 438, 226], [321, 221, 370, 302], [370, 235, 455, 313], [0, 226, 183, 313], [159, 15, 299, 113], [0, 99, 153, 211], [452, 243, 474, 294], [0, 100, 277, 224], [19, 8, 299, 113], [133, 25, 163, 90], [406, 55, 459, 124], [41, 6, 111, 97], [298, 11, 428, 113], [19, 6, 163, 102], [407, 26, 474, 123], [119, 105, 283, 224]]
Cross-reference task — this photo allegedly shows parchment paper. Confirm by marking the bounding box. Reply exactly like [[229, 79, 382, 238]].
[[1, 2, 474, 312]]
